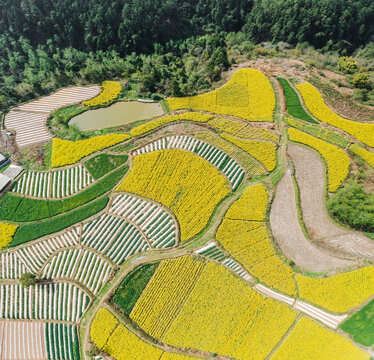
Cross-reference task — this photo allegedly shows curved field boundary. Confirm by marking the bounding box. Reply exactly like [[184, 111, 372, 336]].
[[132, 135, 245, 190], [12, 164, 93, 199], [5, 86, 101, 148], [288, 144, 374, 259], [270, 170, 353, 272]]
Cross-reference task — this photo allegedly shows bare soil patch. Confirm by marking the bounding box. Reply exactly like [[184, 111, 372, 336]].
[[270, 170, 353, 272], [288, 143, 374, 259]]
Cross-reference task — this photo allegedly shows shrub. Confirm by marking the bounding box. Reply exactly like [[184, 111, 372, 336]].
[[353, 73, 369, 89], [20, 273, 37, 287], [338, 56, 359, 74]]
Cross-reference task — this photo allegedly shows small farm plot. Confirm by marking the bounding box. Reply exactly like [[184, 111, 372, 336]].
[[45, 323, 80, 360], [0, 320, 48, 360], [42, 248, 113, 295], [0, 252, 27, 279], [0, 283, 89, 322], [13, 164, 93, 198], [194, 242, 227, 262], [132, 135, 245, 190], [16, 228, 80, 273], [81, 213, 149, 265], [109, 193, 178, 248]]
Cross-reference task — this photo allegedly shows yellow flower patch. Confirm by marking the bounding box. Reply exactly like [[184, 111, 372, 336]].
[[130, 112, 213, 137], [83, 81, 122, 106], [296, 82, 374, 147], [52, 134, 130, 167], [225, 184, 268, 221], [90, 308, 118, 349], [288, 128, 350, 192], [117, 149, 230, 241], [221, 133, 277, 171], [296, 266, 374, 313], [271, 317, 370, 360], [350, 144, 374, 168], [167, 68, 275, 122], [0, 222, 18, 250]]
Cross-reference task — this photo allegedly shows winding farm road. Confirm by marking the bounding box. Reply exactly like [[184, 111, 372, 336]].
[[270, 169, 353, 272], [288, 144, 374, 260]]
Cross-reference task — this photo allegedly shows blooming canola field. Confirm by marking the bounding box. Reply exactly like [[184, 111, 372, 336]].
[[0, 68, 373, 360]]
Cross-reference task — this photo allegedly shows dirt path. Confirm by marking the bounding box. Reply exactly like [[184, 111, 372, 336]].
[[288, 143, 374, 259], [270, 170, 353, 272]]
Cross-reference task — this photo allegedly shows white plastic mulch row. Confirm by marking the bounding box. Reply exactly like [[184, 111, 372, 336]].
[[133, 135, 245, 190], [0, 252, 27, 279], [82, 213, 149, 265], [5, 86, 101, 147], [13, 164, 93, 198], [0, 320, 47, 360], [110, 193, 177, 248], [0, 283, 89, 322], [16, 228, 80, 273], [222, 258, 253, 282], [42, 248, 112, 295]]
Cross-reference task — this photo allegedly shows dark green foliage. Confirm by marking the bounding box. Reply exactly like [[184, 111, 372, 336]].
[[278, 77, 318, 124], [328, 182, 374, 233], [85, 154, 128, 180], [20, 273, 37, 287], [340, 299, 374, 346], [11, 196, 109, 246], [0, 165, 128, 222], [113, 262, 159, 315]]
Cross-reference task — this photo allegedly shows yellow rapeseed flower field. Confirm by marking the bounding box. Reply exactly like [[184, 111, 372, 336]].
[[130, 112, 213, 136], [271, 317, 370, 360], [90, 308, 119, 349], [349, 144, 374, 168], [288, 128, 350, 192], [167, 68, 275, 122], [161, 260, 297, 359], [0, 222, 18, 249], [296, 266, 374, 313], [208, 117, 278, 143], [51, 134, 130, 167], [83, 81, 122, 106], [117, 149, 230, 241], [130, 256, 205, 338], [221, 133, 277, 171], [296, 82, 374, 147], [160, 354, 197, 360], [225, 184, 268, 221]]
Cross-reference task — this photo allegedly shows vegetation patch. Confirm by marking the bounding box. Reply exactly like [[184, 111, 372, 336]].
[[85, 154, 128, 180], [0, 166, 128, 222], [340, 298, 374, 346], [278, 77, 318, 123], [113, 262, 159, 315], [10, 196, 109, 246]]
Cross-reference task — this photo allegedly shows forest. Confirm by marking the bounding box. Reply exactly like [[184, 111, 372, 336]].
[[0, 0, 373, 109]]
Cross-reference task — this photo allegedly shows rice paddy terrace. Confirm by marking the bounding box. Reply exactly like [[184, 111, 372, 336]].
[[1, 68, 374, 360]]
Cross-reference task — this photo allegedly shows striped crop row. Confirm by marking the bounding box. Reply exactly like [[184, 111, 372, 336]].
[[109, 193, 178, 248], [42, 248, 112, 295], [13, 164, 93, 198], [82, 214, 149, 265], [0, 283, 89, 322], [0, 252, 27, 279], [133, 135, 245, 190], [17, 228, 80, 273]]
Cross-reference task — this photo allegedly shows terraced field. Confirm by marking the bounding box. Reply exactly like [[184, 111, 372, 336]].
[[0, 68, 373, 360]]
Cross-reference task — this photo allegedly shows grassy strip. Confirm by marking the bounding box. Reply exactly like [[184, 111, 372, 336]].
[[285, 116, 349, 148], [84, 154, 128, 180], [278, 77, 318, 124], [340, 298, 374, 346], [113, 262, 159, 315], [11, 196, 109, 246], [0, 165, 128, 222]]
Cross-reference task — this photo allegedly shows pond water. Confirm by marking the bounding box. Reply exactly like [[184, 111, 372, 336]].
[[68, 101, 164, 131]]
